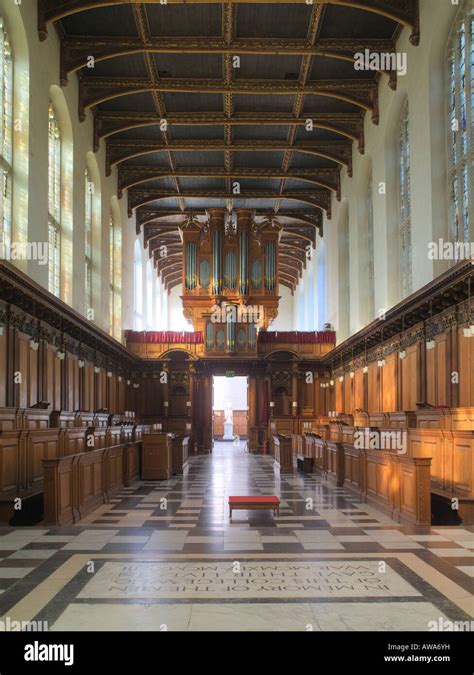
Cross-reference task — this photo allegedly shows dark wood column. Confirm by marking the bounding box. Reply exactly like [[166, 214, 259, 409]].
[[291, 363, 299, 432], [248, 370, 258, 452], [188, 363, 198, 452], [199, 368, 213, 453], [162, 362, 169, 422]]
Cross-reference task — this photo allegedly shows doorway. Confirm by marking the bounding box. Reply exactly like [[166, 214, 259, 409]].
[[212, 375, 248, 446]]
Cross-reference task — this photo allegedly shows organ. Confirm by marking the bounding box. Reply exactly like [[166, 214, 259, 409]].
[[181, 208, 281, 354]]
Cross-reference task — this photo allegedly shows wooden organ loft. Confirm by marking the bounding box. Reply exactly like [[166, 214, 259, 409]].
[[181, 208, 281, 355]]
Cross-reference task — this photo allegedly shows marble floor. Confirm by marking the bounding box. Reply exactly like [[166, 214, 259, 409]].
[[0, 442, 472, 631]]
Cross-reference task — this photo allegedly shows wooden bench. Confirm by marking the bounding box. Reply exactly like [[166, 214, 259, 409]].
[[229, 495, 280, 519], [296, 454, 314, 474]]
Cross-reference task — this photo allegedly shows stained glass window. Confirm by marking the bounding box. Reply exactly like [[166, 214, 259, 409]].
[[367, 171, 375, 319], [0, 18, 12, 260], [48, 104, 61, 297], [133, 239, 143, 330], [85, 170, 93, 314], [109, 213, 122, 339], [447, 1, 473, 247], [398, 99, 412, 299], [146, 260, 153, 329]]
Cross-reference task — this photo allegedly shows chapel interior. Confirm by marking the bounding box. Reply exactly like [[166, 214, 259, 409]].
[[0, 0, 472, 633]]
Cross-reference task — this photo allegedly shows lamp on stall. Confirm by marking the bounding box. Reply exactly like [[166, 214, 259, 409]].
[[363, 337, 368, 373], [399, 315, 406, 359]]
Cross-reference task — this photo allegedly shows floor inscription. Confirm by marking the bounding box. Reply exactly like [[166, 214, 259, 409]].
[[77, 561, 421, 600]]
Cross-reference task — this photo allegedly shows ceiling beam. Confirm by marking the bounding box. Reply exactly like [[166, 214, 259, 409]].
[[135, 208, 323, 234], [168, 278, 183, 293], [60, 35, 395, 81], [128, 188, 332, 217], [280, 233, 313, 247], [118, 165, 341, 198], [106, 139, 352, 175], [95, 111, 364, 149], [39, 1, 420, 45], [79, 76, 377, 121], [280, 270, 299, 284], [280, 242, 308, 256], [279, 254, 305, 270]]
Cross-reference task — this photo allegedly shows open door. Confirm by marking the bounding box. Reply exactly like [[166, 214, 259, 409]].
[[212, 375, 249, 446]]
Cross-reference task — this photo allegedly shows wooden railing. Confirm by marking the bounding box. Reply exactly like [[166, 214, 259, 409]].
[[0, 406, 141, 520], [293, 431, 431, 526], [43, 441, 140, 526], [290, 406, 474, 525]]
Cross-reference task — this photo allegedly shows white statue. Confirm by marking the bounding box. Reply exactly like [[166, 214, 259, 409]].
[[224, 402, 233, 424], [223, 401, 234, 440]]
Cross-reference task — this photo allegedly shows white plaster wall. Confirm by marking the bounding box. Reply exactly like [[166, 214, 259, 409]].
[[167, 284, 193, 331], [270, 284, 294, 331]]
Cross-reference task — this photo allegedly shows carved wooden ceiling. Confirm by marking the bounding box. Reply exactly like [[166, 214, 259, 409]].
[[40, 0, 419, 293]]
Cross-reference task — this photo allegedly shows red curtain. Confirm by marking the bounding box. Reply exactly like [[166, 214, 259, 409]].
[[258, 331, 336, 344], [125, 331, 204, 344]]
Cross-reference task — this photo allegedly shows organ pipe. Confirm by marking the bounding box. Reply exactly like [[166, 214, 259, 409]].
[[212, 229, 222, 295], [185, 242, 197, 290], [265, 242, 276, 291], [239, 228, 249, 295]]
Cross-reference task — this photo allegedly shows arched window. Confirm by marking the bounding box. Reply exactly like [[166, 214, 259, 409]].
[[338, 201, 350, 340], [161, 284, 168, 330], [84, 169, 93, 314], [109, 199, 122, 340], [398, 99, 412, 299], [367, 171, 375, 318], [0, 18, 13, 259], [109, 211, 122, 339], [447, 1, 473, 246], [155, 277, 162, 328], [133, 239, 143, 330], [146, 259, 153, 329], [48, 104, 61, 297]]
